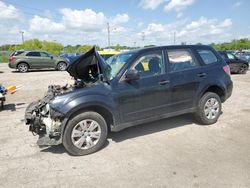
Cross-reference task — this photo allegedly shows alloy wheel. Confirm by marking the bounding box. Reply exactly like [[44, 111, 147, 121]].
[[71, 119, 101, 150], [204, 98, 220, 120], [19, 64, 28, 72]]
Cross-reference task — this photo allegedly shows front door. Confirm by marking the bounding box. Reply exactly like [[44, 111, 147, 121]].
[[114, 50, 171, 123], [39, 52, 55, 68]]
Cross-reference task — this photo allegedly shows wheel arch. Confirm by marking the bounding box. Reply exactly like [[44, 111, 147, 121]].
[[200, 85, 226, 103], [61, 104, 115, 136], [57, 61, 67, 66], [16, 61, 30, 69]]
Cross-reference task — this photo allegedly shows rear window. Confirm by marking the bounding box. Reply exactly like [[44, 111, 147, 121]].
[[26, 52, 41, 57], [166, 49, 199, 72], [197, 49, 218, 64], [11, 51, 24, 56]]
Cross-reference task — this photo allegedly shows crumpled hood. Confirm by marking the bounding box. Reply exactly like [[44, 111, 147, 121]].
[[66, 47, 110, 81]]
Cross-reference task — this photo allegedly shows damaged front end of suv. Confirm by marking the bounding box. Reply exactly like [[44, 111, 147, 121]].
[[24, 47, 111, 146]]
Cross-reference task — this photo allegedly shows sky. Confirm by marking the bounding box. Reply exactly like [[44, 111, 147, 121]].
[[0, 0, 249, 47]]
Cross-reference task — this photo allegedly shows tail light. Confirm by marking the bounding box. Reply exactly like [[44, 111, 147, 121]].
[[223, 65, 231, 76], [9, 56, 16, 62]]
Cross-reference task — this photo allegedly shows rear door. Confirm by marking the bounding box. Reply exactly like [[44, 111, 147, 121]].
[[166, 48, 203, 112], [39, 52, 55, 68], [25, 51, 41, 68]]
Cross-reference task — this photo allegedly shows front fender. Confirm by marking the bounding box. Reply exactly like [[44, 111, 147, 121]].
[[51, 94, 118, 141], [50, 94, 118, 123]]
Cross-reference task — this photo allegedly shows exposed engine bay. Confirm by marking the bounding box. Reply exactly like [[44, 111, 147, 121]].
[[25, 80, 98, 145], [24, 47, 108, 146]]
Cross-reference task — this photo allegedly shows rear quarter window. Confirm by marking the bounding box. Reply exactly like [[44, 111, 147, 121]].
[[197, 49, 218, 64]]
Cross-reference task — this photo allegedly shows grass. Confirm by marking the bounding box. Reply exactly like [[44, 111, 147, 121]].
[[0, 56, 9, 63]]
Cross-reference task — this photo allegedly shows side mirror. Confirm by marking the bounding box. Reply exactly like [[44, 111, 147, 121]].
[[124, 69, 140, 81], [50, 55, 53, 59]]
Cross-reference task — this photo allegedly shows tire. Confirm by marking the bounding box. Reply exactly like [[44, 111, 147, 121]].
[[57, 62, 67, 71], [17, 63, 29, 73], [238, 64, 248, 74], [63, 111, 108, 156], [194, 92, 222, 125], [0, 100, 3, 111]]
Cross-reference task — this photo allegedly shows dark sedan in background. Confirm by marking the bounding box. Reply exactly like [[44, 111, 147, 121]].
[[218, 51, 249, 74]]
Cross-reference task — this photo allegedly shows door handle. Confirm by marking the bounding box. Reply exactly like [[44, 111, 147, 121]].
[[159, 80, 170, 85], [197, 73, 206, 77]]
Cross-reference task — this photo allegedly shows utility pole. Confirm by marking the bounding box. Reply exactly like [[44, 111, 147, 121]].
[[134, 41, 137, 48], [173, 31, 176, 45], [20, 31, 24, 44], [141, 32, 145, 47], [107, 22, 110, 49]]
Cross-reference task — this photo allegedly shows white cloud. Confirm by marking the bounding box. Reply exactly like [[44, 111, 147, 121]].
[[177, 12, 183, 18], [29, 16, 65, 34], [0, 1, 23, 44], [232, 1, 242, 8], [0, 1, 21, 22], [0, 1, 244, 47], [112, 14, 129, 25], [137, 22, 144, 27], [60, 8, 107, 31], [164, 0, 195, 12], [138, 17, 233, 45], [139, 0, 165, 10]]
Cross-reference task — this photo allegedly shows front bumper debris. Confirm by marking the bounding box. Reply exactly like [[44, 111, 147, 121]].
[[25, 86, 66, 146]]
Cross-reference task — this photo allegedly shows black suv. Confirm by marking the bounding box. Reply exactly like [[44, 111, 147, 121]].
[[218, 51, 249, 74], [25, 45, 233, 156]]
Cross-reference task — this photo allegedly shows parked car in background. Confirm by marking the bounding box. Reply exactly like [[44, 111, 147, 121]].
[[218, 51, 249, 74], [8, 51, 69, 72], [25, 45, 233, 156], [235, 52, 250, 62]]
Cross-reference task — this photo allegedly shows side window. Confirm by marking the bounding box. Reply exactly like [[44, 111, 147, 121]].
[[167, 49, 199, 72], [227, 53, 236, 60], [40, 52, 50, 57], [26, 52, 40, 57], [131, 51, 164, 78], [197, 49, 218, 64]]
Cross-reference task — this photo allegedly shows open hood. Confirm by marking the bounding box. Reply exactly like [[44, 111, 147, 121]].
[[67, 47, 110, 82]]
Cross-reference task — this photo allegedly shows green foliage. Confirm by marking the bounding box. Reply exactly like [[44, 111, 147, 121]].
[[62, 44, 101, 54], [76, 45, 93, 53], [213, 38, 250, 50], [14, 39, 64, 55], [0, 56, 9, 62]]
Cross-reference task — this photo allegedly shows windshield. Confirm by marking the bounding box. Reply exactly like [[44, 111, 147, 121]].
[[106, 52, 135, 80]]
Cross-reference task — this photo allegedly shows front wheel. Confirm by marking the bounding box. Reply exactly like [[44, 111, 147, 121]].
[[57, 62, 67, 71], [194, 92, 222, 125], [63, 111, 108, 156]]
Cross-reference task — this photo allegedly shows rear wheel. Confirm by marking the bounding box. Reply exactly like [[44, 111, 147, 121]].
[[238, 64, 248, 74], [17, 63, 29, 73], [57, 62, 67, 71], [195, 92, 222, 125], [63, 111, 108, 156]]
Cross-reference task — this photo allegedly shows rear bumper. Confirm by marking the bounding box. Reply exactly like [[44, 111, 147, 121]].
[[8, 62, 16, 69], [225, 80, 233, 101]]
